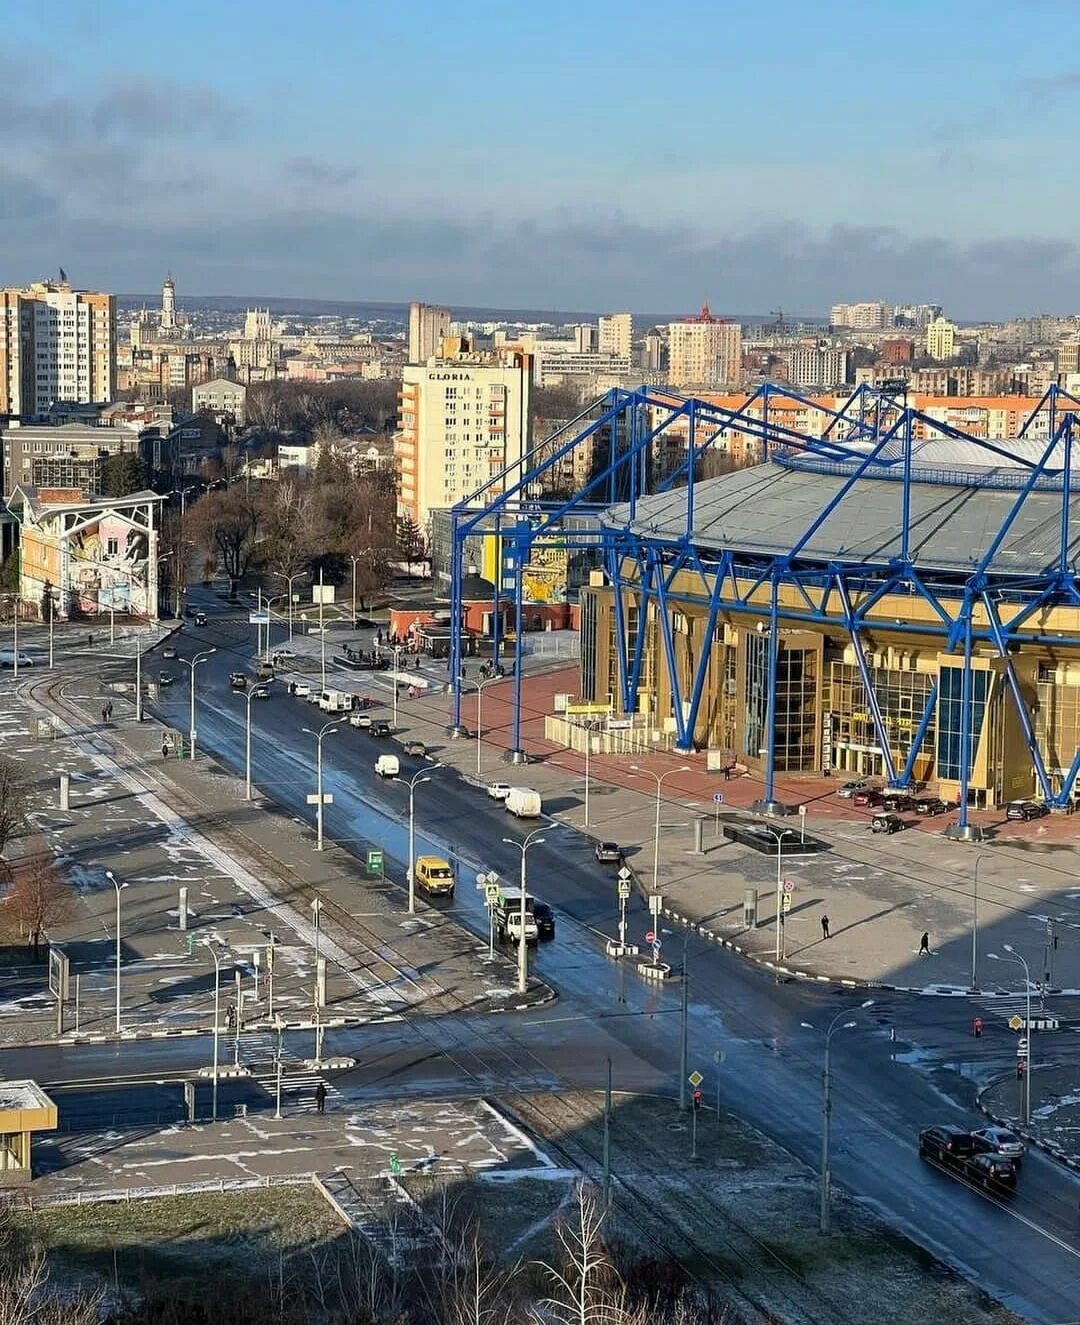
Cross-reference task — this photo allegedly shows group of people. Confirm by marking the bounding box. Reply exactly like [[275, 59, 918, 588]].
[[100, 700, 114, 724]]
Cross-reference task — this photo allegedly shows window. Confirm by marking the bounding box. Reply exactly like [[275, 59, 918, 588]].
[[936, 667, 989, 782], [106, 538, 119, 556]]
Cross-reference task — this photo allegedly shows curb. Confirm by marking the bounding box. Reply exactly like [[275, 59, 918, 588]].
[[976, 1071, 1080, 1175]]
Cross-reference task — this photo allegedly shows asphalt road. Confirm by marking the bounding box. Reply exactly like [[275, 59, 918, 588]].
[[6, 591, 1079, 1323]]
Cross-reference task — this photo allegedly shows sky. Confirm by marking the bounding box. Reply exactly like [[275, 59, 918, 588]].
[[3, 0, 1080, 318]]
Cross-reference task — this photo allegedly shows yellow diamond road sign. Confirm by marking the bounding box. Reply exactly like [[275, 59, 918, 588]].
[[1008, 1014, 1024, 1031], [688, 1071, 704, 1088]]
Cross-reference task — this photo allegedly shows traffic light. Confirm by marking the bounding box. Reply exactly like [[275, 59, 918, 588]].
[[692, 1088, 703, 1111]]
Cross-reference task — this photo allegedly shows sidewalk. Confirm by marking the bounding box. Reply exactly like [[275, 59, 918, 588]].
[[299, 633, 1080, 998], [0, 650, 541, 1047], [980, 1063, 1080, 1172]]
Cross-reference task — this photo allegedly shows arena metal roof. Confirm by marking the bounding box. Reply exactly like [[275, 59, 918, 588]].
[[609, 461, 1080, 576]]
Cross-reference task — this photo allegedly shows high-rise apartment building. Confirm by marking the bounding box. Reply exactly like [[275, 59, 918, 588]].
[[667, 304, 742, 387], [830, 301, 893, 330], [1056, 339, 1080, 375], [598, 313, 633, 360], [785, 345, 849, 389], [396, 343, 532, 532], [926, 316, 957, 361], [0, 278, 115, 418], [407, 302, 452, 364]]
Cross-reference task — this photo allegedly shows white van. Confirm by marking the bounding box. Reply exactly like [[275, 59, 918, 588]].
[[375, 754, 400, 778], [319, 689, 355, 713], [505, 787, 542, 818]]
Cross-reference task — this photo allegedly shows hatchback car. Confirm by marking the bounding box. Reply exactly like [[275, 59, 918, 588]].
[[966, 1152, 1018, 1191], [837, 779, 873, 799], [533, 901, 556, 940], [161, 646, 178, 660], [229, 672, 247, 691], [487, 782, 511, 801], [371, 720, 392, 737], [1006, 800, 1049, 821], [914, 796, 949, 816], [350, 711, 373, 729], [871, 812, 905, 835], [157, 671, 174, 687], [852, 789, 881, 807], [595, 841, 623, 864], [193, 612, 208, 627], [918, 1125, 975, 1164], [971, 1126, 1025, 1161]]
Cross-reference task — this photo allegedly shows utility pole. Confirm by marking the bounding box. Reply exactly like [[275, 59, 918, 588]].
[[679, 935, 689, 1111], [602, 1057, 612, 1210]]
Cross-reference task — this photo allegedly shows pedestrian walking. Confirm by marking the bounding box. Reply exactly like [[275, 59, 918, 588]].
[[101, 705, 108, 725], [315, 1081, 327, 1115], [376, 629, 382, 646], [161, 739, 169, 760], [919, 931, 930, 956], [88, 633, 94, 647], [821, 914, 830, 940], [414, 656, 421, 671], [106, 701, 113, 720]]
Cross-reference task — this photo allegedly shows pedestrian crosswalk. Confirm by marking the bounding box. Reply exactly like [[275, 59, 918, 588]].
[[237, 1031, 343, 1114]]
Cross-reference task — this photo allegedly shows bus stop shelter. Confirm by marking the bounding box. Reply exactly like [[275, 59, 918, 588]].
[[0, 1081, 57, 1186]]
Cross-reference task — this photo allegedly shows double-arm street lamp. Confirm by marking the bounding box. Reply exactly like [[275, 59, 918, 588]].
[[303, 722, 338, 851], [271, 570, 306, 644], [202, 938, 222, 1122], [462, 674, 502, 779], [629, 764, 690, 894], [801, 1000, 874, 1233], [502, 826, 546, 994], [988, 946, 1033, 1123], [244, 684, 271, 800], [104, 870, 129, 1034], [405, 764, 444, 914], [760, 824, 796, 960], [182, 649, 216, 760]]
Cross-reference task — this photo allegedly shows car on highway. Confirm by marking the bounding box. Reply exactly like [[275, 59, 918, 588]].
[[487, 782, 511, 800], [375, 753, 400, 778], [1005, 799, 1049, 821], [837, 778, 874, 799], [966, 1152, 1018, 1192], [157, 671, 174, 687], [161, 645, 178, 660], [404, 739, 426, 757], [349, 711, 372, 729], [594, 841, 622, 864], [870, 811, 906, 834], [971, 1126, 1026, 1162], [229, 672, 247, 691], [881, 791, 916, 812], [918, 1125, 975, 1164], [852, 788, 881, 807], [289, 681, 312, 699], [533, 900, 556, 940], [193, 612, 208, 627], [914, 796, 950, 816], [272, 649, 296, 663], [371, 720, 392, 738]]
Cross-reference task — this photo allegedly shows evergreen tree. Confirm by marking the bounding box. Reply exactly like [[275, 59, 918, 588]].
[[100, 451, 147, 498]]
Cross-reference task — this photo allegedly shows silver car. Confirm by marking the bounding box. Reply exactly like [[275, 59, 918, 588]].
[[837, 779, 872, 799], [971, 1126, 1026, 1161]]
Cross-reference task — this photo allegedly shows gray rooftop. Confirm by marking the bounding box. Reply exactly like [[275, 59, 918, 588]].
[[607, 462, 1080, 577]]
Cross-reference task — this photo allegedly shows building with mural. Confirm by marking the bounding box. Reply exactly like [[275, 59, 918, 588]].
[[8, 486, 164, 620]]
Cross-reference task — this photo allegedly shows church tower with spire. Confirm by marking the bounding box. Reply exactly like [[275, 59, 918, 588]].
[[160, 274, 176, 333]]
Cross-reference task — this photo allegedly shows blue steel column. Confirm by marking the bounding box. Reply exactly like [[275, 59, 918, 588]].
[[1059, 417, 1074, 575], [509, 552, 526, 760], [982, 592, 1055, 805], [651, 549, 688, 749], [491, 516, 502, 666], [954, 599, 976, 836], [755, 572, 783, 812], [607, 534, 632, 713], [899, 682, 938, 787], [835, 576, 899, 786], [449, 511, 466, 734]]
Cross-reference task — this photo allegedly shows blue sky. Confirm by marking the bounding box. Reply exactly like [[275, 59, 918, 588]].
[[3, 0, 1079, 316]]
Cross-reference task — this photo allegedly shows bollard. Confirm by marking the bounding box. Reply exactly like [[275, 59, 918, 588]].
[[692, 815, 706, 854], [743, 888, 758, 929], [178, 885, 188, 932], [58, 771, 70, 811]]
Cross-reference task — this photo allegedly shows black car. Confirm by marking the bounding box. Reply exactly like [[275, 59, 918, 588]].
[[370, 720, 392, 738], [914, 796, 949, 816], [595, 841, 622, 864], [870, 812, 905, 835], [919, 1125, 975, 1165], [533, 901, 556, 940], [881, 791, 915, 812], [184, 606, 199, 619], [964, 1152, 1018, 1191], [1006, 800, 1049, 821], [194, 612, 208, 627]]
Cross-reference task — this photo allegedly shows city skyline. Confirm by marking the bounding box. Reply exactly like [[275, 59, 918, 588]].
[[5, 0, 1080, 316]]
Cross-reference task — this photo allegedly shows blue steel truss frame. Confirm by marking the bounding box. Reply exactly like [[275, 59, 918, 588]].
[[448, 383, 1080, 820]]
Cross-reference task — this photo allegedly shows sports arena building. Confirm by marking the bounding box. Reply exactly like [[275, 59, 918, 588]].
[[448, 384, 1080, 838]]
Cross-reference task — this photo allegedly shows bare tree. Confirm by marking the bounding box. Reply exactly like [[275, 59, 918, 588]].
[[0, 757, 27, 861], [534, 1182, 628, 1325], [187, 486, 265, 586], [3, 859, 74, 960]]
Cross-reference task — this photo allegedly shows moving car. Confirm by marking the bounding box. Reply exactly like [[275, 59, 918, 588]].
[[487, 782, 511, 801], [229, 672, 248, 691], [914, 796, 949, 816], [505, 786, 542, 818], [493, 887, 538, 945], [375, 753, 400, 777], [349, 711, 373, 729], [0, 651, 35, 668], [290, 681, 312, 699], [184, 606, 199, 619], [371, 720, 392, 738], [404, 739, 426, 757], [966, 1153, 1018, 1192], [157, 671, 174, 686], [161, 646, 178, 660], [971, 1126, 1025, 1162], [414, 855, 455, 898], [595, 841, 622, 864], [318, 689, 355, 713], [918, 1125, 975, 1165], [1005, 799, 1049, 821], [272, 649, 296, 663], [870, 812, 905, 835], [193, 612, 208, 627], [852, 789, 881, 807], [837, 779, 874, 799], [532, 900, 556, 940]]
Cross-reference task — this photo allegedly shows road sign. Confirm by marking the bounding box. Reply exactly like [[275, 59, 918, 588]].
[[248, 612, 270, 625], [1017, 1039, 1029, 1058], [782, 892, 792, 911], [485, 882, 501, 902], [366, 849, 383, 873], [48, 946, 70, 1000], [782, 878, 796, 893], [306, 793, 334, 805], [688, 1070, 704, 1088], [617, 882, 631, 900], [713, 792, 725, 804], [645, 929, 656, 944], [617, 866, 632, 883], [649, 892, 663, 916], [1008, 1014, 1024, 1031]]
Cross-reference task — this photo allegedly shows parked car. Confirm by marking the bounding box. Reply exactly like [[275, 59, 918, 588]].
[[349, 711, 373, 729], [487, 782, 511, 801], [881, 791, 916, 812], [595, 841, 622, 864], [157, 671, 174, 687], [918, 1125, 975, 1165], [290, 681, 313, 699], [971, 1126, 1026, 1162], [914, 796, 950, 816], [193, 612, 208, 627], [870, 812, 905, 835], [852, 789, 881, 808], [533, 900, 556, 940], [837, 779, 874, 799], [404, 739, 426, 757], [272, 649, 296, 663], [1006, 800, 1048, 821], [161, 646, 178, 660], [371, 720, 392, 738]]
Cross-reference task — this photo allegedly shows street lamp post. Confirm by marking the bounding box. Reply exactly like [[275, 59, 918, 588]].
[[629, 765, 690, 894], [274, 1016, 285, 1119], [802, 1000, 874, 1234], [761, 825, 796, 960], [183, 649, 216, 761], [970, 853, 987, 992], [502, 827, 546, 995], [405, 765, 443, 914], [464, 675, 501, 779], [244, 685, 270, 800], [272, 571, 304, 644], [392, 645, 403, 730], [202, 939, 222, 1122], [303, 722, 338, 851], [105, 870, 128, 1034], [989, 947, 1033, 1124], [349, 554, 359, 622]]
